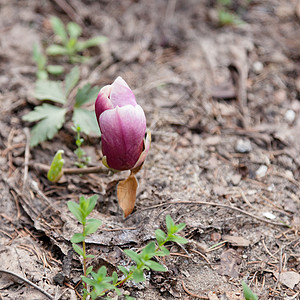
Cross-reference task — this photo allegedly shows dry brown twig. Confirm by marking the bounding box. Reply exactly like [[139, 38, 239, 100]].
[[0, 269, 54, 299], [181, 280, 209, 299], [32, 162, 109, 176], [135, 200, 288, 227]]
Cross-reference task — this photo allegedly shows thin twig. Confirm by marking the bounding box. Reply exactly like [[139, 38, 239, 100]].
[[181, 280, 209, 299], [52, 0, 84, 27], [23, 128, 30, 190], [137, 200, 288, 227], [0, 269, 54, 299], [32, 162, 109, 175]]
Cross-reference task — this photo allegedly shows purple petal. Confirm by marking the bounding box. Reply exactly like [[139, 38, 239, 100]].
[[100, 105, 146, 170], [110, 77, 137, 108], [95, 85, 113, 124]]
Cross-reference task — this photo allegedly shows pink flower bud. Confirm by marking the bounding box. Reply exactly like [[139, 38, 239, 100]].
[[95, 77, 150, 171]]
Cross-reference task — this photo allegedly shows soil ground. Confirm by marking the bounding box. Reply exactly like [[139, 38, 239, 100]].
[[0, 0, 300, 299]]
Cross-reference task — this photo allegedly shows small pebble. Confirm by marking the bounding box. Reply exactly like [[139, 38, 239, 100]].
[[263, 212, 276, 220], [253, 61, 264, 74], [284, 109, 296, 123], [231, 174, 242, 186], [256, 165, 268, 178], [235, 139, 252, 153]]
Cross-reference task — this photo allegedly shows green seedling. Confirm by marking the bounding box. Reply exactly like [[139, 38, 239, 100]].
[[46, 16, 107, 63], [22, 66, 101, 147], [242, 281, 258, 300], [47, 149, 65, 182], [33, 43, 64, 79], [72, 125, 91, 168], [68, 198, 188, 300], [216, 0, 245, 26]]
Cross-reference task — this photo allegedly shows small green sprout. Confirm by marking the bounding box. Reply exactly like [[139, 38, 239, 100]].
[[67, 200, 188, 300], [33, 43, 64, 79], [22, 66, 100, 147], [46, 16, 107, 63], [47, 150, 64, 182], [216, 0, 245, 26], [242, 281, 258, 300], [72, 125, 91, 168]]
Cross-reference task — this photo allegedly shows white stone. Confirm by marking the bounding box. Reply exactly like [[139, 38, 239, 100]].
[[284, 109, 296, 123], [253, 61, 264, 74], [256, 165, 268, 178], [235, 139, 252, 153]]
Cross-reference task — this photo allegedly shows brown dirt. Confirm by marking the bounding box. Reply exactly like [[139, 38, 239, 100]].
[[0, 0, 300, 299]]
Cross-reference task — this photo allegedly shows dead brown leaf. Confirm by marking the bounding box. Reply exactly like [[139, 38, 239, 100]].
[[117, 173, 138, 218], [217, 249, 241, 278], [222, 235, 251, 247], [274, 271, 300, 289]]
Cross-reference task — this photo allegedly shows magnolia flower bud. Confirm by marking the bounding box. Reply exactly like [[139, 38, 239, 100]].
[[95, 77, 150, 171]]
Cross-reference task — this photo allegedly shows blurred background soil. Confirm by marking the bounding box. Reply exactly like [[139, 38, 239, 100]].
[[0, 0, 299, 299]]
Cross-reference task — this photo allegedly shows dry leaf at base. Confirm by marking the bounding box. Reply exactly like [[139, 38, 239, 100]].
[[117, 174, 138, 218]]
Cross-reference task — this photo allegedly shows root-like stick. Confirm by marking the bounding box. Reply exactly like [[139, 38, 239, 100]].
[[137, 200, 288, 227], [23, 128, 30, 190], [32, 162, 109, 175], [0, 269, 54, 299]]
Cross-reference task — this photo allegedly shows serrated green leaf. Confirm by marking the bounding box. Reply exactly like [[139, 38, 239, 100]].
[[75, 84, 100, 107], [118, 266, 129, 276], [72, 243, 84, 256], [34, 80, 66, 104], [76, 36, 107, 51], [86, 266, 93, 275], [73, 108, 100, 136], [23, 104, 66, 146], [242, 281, 258, 300], [155, 229, 166, 245], [132, 268, 145, 283], [46, 44, 68, 56], [47, 149, 64, 182], [124, 250, 141, 264], [67, 200, 84, 224], [85, 218, 102, 235], [46, 65, 64, 75], [65, 66, 80, 97], [71, 233, 85, 243], [144, 260, 166, 272], [50, 16, 67, 44], [67, 22, 82, 39]]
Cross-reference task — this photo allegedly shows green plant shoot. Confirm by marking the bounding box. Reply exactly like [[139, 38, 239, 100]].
[[46, 16, 107, 63], [33, 43, 64, 79], [68, 201, 188, 300], [72, 125, 91, 168], [47, 150, 65, 182], [242, 281, 258, 300], [22, 66, 101, 147]]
